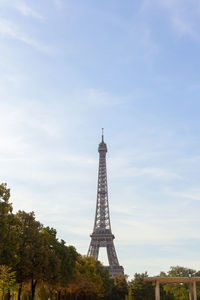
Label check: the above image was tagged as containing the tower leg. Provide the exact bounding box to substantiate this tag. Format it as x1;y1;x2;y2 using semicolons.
106;243;119;266
88;243;99;259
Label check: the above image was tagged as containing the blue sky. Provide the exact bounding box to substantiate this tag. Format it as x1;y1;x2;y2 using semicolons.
1;0;200;277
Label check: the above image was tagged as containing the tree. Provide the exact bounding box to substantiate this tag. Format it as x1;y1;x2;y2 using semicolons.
15;211;47;300
56;242;78;299
0;265;17;300
93;261;113;300
111;274;128;300
41;227;78;300
129;272;154;300
41;227;61;299
162;266;198;300
0;183;19;268
68;256;108;300
0;183;11;214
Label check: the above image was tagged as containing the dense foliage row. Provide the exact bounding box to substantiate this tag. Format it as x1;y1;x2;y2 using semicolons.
0;183;128;300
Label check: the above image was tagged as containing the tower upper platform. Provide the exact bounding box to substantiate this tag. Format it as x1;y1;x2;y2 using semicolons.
98;129;107;152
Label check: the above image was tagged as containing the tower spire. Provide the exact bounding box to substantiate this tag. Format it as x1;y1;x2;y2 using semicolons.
87;132;124;277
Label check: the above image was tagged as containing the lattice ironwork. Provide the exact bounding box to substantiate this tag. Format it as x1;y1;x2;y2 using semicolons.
87;130;124;277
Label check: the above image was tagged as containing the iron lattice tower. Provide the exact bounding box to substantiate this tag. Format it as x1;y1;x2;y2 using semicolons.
88;130;124;277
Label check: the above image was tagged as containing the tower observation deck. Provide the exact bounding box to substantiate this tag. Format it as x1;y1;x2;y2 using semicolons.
87;130;124;277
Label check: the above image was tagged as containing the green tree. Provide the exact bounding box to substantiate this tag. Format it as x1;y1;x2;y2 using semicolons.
162;266;198;300
41;227;78;300
129;272;154;300
0;183;19;268
41;227;60;299
111;274;128;300
93;262;113;300
0;265;17;300
68;256;108;300
56;242;78;299
15;211;47;300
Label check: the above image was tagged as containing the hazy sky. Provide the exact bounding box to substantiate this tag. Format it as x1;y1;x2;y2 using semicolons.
1;0;200;278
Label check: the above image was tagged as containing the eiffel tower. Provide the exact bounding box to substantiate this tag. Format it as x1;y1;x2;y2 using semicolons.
87;130;124;277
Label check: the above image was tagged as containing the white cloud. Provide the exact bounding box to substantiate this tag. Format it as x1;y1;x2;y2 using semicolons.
112;205;137;216
117;218;200;243
167;188;200;201
111;164;181;181
160;0;200;41
136;167;181;179
70;88;126;108
15;3;44;20
0;0;44;20
141;0;200;42
52;0;64;10
171;15;199;41
0;18;55;54
0;73;24;90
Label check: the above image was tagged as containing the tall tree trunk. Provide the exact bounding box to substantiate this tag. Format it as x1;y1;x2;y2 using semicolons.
31;279;37;300
18;283;22;300
64;291;67;300
58;290;61;300
7;290;11;300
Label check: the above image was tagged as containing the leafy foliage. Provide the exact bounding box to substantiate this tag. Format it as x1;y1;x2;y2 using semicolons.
111;274;128;300
0;265;17;297
129;272;154;300
68;256;106;297
0;183;19;267
162;266;200;300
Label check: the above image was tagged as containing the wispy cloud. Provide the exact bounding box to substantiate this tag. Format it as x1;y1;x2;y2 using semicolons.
141;0;200;42
172;16;200;41
0;19;55;54
111;163;181;181
70;88;126;108
158;0;200;41
52;0;64;10
118;219;200;243
15;3;44;21
167;188;200;201
0;0;44;20
0;73;24;90
134;167;181;180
